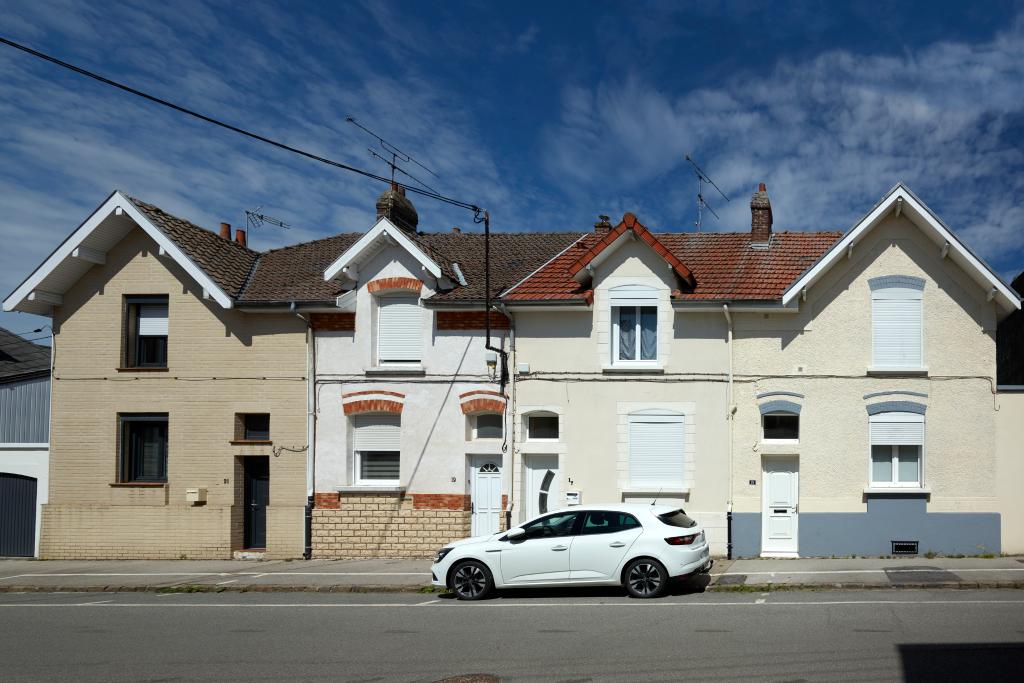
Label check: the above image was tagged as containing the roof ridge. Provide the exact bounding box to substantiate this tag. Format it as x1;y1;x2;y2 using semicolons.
127;195;260;255
259;231;363;256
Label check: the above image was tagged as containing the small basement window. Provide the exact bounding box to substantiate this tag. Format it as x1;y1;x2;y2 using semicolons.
762;413;799;441
527;413;559;440
235;413;270;442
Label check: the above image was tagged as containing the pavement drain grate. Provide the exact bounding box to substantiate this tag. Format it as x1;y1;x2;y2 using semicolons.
715;575;747;585
434;676;499;683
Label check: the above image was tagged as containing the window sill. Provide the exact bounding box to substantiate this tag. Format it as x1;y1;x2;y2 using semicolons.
109;482;167;488
337;485;406;494
866;366;928;377
364;365;425;377
116;367;169;373
230;440;273;445
620;486;689;495
863;486;930;496
601;364;664;374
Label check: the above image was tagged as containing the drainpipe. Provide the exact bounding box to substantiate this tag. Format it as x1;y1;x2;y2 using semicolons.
291;302;315;560
722;304;734;560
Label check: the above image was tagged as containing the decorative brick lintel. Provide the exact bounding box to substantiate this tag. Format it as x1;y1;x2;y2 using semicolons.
461;398;506;415
343;399;403;415
367;277;422;294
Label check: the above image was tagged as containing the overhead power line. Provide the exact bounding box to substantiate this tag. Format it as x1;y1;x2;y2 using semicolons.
0;36;482;213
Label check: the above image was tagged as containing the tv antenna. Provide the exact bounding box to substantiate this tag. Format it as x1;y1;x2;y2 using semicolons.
245;207;290;231
346;116;440;194
685;154;729;231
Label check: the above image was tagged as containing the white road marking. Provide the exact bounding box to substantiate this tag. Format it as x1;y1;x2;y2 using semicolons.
415;599;442;606
216;579;238;585
232;572;430;576
722;568;1024;576
755;598;766;604
0;571;430;581
1;599;1024;609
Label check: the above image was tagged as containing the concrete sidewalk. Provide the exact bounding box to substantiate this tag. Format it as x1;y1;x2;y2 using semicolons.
2;556;1023;593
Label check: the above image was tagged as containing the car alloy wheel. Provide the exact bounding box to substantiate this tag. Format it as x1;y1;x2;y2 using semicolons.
625;559;668;599
451;561;493;600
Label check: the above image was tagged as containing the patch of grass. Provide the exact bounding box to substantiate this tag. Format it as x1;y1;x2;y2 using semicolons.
418;585;448;594
975;553;996;559
155;584;208;594
924;550;937;559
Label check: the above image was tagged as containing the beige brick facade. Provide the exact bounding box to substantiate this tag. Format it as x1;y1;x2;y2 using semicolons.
41;228;309;559
312;493;471;558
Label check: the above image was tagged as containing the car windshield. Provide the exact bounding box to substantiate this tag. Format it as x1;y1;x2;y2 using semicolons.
658;510;697;528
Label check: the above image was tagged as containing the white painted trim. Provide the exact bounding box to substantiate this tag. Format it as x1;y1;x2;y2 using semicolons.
781;183;1021;311
0;443;49;450
4;191;233;312
322;217;441;282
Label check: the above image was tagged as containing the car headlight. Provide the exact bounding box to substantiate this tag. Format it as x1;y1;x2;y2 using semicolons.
434;547;453;564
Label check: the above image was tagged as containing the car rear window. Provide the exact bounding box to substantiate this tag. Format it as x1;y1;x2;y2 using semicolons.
658;510;697;528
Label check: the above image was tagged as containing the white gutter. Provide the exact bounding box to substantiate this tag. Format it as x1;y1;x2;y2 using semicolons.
722;304;735;559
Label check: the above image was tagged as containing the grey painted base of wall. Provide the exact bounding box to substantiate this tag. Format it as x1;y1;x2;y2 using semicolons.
733;496;1001;558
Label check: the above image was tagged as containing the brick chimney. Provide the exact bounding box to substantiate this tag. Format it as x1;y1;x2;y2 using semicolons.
219;222;231;240
452;226;461;233
376;182;419;233
594;215;612;235
234;228;247;247
750;183;772;243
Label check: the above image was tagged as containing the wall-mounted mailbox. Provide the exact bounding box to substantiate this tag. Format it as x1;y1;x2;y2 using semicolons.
565;491;581;506
185;487;207;505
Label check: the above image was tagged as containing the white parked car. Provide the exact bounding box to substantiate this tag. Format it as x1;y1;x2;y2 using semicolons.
431;503;713;600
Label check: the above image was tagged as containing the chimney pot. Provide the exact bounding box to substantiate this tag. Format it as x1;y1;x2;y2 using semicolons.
234;228;247;247
594;215;612;234
750;183;773;243
452;226;461;233
219;222;231;240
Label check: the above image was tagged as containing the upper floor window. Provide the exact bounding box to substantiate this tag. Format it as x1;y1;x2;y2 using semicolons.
377;295;422;365
472;413;503;439
870;276;924;370
120;413;168;483
124;295;168;368
352;413;401;486
526;412;559;440
869;409;924;488
610;285;658;365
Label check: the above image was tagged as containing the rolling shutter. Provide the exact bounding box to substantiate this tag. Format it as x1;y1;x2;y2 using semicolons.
628;415;684;488
138;305;168;336
869;412;924;445
377;296;422;362
352;414;401;451
872;285;922;368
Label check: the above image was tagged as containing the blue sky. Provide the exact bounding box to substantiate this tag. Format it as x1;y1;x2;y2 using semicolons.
2;0;1023;334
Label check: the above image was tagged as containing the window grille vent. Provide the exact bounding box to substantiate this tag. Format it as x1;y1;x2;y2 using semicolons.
891;540;919;556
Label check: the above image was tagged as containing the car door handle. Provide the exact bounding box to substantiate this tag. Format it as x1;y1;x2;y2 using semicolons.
551;545;568;551
609;541;626;548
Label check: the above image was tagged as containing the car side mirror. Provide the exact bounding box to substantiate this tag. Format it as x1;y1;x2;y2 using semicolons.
506;527;526;540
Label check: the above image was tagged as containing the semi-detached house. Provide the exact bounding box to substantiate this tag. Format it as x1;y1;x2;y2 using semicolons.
5;181;1021;559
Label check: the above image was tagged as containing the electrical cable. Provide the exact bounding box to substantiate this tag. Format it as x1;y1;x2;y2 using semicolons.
0;35;482;214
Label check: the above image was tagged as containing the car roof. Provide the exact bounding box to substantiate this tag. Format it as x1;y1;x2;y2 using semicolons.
544;503;681;516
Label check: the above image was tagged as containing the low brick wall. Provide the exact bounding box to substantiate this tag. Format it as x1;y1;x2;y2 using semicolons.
312;492;471;558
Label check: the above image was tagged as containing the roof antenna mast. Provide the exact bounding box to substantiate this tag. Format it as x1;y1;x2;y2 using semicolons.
245;207;290;232
685;154;729;232
346;116;440;194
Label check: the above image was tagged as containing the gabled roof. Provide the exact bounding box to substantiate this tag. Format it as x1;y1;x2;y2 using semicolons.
568;213;695;287
322;217;445;283
504;227;842;303
3;191;242;314
0;327;50;381
782;183;1021;312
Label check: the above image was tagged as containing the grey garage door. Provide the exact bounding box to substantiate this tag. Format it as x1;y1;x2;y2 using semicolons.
0;473;37;556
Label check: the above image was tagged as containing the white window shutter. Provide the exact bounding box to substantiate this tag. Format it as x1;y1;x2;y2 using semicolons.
628;416;685;488
377;296;422;362
872;298;921;367
352;414;401;451
870;413;924;445
138;305;168;336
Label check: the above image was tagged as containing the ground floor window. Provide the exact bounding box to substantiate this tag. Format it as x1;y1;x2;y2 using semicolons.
868;410;924;488
352;414;401;485
120;414;168;483
628;413;684;489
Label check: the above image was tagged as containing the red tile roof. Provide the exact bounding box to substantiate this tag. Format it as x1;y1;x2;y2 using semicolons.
568;213;695;287
505;219;843;302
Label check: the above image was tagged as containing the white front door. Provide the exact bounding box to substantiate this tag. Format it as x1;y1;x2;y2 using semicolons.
470;459;502;537
524;455;560;520
761;458;799;557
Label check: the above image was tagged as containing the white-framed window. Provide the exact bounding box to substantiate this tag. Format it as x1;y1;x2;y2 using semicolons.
472;413;503;440
610;285;658;365
525;412;559;441
762;412;799;442
627;412;684;489
376;294;422;365
352;414;400;485
870;276;924;369
869;411;923;488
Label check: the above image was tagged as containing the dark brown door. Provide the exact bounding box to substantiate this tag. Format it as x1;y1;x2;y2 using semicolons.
243;458;269;549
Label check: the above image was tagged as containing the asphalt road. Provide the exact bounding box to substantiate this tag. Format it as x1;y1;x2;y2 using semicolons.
1;589;1023;682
